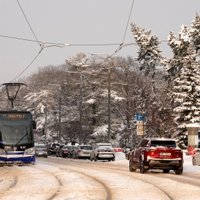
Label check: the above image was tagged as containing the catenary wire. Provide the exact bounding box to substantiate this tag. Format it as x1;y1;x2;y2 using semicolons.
0;34;168;47
16;0;41;47
106;0;135;59
10;48;44;83
121;0;135;45
4;0;168;82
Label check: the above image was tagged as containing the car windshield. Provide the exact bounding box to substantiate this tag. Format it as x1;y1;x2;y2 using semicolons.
151;140;176;148
35;144;47;148
99;146;113;150
63;146;72;150
80;146;92;150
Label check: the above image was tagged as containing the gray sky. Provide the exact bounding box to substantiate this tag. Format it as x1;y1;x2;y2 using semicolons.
0;0;199;84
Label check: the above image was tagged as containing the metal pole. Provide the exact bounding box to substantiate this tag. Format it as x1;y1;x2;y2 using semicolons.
79;71;83;144
107;65;111;142
44;105;47;143
58;95;61;143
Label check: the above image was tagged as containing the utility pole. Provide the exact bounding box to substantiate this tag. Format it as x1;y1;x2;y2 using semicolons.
44;104;47;143
79;70;83;144
107;64;111;142
58;93;61;143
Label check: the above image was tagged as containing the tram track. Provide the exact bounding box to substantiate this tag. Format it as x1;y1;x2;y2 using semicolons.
34;163;112;200
44;157;200;199
1;156;200;199
41;157;173;200
0;169;18;199
0;166;59;200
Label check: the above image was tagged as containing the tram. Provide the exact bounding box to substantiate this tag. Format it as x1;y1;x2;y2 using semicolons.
0;83;36;165
0;110;36;165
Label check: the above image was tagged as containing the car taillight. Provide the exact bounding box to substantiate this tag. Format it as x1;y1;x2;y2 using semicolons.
147;150;155;157
175;150;183;157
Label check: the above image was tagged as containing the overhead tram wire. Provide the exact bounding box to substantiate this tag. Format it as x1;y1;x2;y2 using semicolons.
10;48;44;83
121;0;135;45
7;0;166;81
16;0;41;48
104;0;135;142
0;34;168;48
106;0;135;59
8;0;44;83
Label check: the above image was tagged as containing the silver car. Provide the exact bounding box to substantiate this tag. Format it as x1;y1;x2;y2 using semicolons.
90;143;115;161
35;143;48;158
73;145;92;159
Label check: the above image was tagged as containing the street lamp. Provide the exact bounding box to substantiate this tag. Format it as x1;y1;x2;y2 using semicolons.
3;82;26;109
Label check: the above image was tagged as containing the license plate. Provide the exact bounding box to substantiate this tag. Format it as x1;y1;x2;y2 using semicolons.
160;152;171;156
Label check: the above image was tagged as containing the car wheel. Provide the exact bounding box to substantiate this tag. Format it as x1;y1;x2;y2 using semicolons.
192;157;196;166
174;167;183;175
139;159;146;174
163;169;170;173
129;160;136;172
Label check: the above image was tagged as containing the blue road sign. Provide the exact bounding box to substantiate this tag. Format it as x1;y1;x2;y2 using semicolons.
135;113;144;121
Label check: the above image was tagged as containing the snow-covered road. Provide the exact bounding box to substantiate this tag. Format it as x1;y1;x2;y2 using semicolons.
1;152;200;200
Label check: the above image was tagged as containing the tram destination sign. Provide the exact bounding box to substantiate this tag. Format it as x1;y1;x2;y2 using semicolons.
0;113;30;120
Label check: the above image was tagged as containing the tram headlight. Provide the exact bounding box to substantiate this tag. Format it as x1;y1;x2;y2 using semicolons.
0;148;6;155
24;147;35;155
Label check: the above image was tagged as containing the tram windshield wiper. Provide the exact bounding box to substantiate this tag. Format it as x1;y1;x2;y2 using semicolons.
15;128;28;146
0;129;3;144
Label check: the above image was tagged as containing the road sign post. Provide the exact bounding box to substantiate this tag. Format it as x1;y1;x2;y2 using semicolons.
135;113;145;136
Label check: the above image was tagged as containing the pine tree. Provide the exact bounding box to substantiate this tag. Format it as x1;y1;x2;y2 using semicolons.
167;15;200;146
130;23;162;76
130;15;200;145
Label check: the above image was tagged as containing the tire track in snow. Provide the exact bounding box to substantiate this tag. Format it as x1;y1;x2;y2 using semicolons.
0;166;59;200
35;163;111;200
41;158;171;200
75;159;200;200
0;168;18;198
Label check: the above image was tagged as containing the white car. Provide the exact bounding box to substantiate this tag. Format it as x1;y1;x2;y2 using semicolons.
90;143;115;161
192;148;200;166
73;145;92;159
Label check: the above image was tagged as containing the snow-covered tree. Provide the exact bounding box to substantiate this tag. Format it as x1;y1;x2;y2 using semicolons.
130;23;162;76
166;15;200;146
131;14;200;147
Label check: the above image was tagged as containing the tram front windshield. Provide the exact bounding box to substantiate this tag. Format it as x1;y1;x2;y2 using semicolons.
0;113;32;146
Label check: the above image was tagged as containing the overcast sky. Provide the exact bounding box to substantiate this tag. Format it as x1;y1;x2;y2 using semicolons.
0;0;199;84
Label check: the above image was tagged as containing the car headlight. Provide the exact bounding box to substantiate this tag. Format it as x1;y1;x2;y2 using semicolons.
24;147;35;155
0;148;6;155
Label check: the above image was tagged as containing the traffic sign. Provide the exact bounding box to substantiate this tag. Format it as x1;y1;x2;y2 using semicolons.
135;113;144;121
136;121;144;135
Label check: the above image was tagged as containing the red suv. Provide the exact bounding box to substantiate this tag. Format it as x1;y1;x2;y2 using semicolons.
129;138;183;174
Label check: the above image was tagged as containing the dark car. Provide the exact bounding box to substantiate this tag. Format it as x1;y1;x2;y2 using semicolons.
60;145;74;158
73;145;92;159
129;138;183;174
35;143;48;158
48;143;62;156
